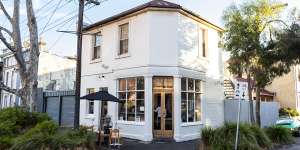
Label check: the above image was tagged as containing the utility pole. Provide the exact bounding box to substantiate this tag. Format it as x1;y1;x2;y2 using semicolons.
74;0;100;128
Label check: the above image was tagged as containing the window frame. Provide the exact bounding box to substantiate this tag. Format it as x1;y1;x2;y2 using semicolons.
118;23;129;56
86;88;95;115
181;78;203;124
117;77;145;122
92;32;102;60
198;27;208;58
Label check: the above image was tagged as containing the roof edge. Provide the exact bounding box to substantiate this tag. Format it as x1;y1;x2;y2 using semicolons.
83;3;223;32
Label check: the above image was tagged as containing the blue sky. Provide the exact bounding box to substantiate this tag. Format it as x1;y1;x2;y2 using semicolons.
0;0;299;56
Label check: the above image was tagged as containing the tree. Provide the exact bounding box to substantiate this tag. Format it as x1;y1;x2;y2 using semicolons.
0;0;39;111
222;0;294;125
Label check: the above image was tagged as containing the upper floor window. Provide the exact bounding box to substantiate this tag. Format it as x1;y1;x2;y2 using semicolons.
86;88;95;114
199;28;208;58
119;23;129;55
92;33;101;60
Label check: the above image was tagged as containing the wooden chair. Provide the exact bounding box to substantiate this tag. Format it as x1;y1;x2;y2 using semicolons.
109;129;122;148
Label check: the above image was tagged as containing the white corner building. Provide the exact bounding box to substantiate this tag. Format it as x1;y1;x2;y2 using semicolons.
80;0;224;142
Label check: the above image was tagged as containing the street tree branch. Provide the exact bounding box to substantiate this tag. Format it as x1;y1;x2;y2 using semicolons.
0;1;12;23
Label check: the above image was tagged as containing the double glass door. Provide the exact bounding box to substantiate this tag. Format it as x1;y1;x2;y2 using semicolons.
153;92;173;138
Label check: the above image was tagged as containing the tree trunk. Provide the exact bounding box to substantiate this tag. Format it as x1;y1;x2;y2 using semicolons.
256;86;261;126
26;0;39;112
247;73;255;124
0;0;39;111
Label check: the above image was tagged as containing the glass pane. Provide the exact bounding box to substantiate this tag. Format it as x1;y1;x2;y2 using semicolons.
165;78;173;88
120;23;128;39
87;88;95;94
136;100;144;122
153;78;163;89
119;79;126;91
127;99;136;121
118;101;126;120
88;101;94;114
95;34;101;46
195;94;201;121
118;92;126;100
120;40;128;54
127;92;136;101
165;93;172;130
181;92;187;122
188;78;194;91
153;93;161;130
181;78;187;91
137;77;144;90
188;93;194;122
127;78;136;90
136;91;144;99
195;80;201;92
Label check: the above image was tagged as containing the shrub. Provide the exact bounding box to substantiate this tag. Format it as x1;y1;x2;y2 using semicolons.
279;108;299;117
0;107;51;149
11;121;97;150
250;125;272;149
265;125;295;145
201;123;266;150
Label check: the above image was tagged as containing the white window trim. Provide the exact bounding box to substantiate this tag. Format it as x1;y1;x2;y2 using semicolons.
117;77;145;123
86;88;95;115
197;25;209;60
181;121;203;127
181;78;203;124
90;32;102;63
115;22;131;59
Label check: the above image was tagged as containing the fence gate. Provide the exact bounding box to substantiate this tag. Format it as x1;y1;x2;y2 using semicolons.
42;90;75;127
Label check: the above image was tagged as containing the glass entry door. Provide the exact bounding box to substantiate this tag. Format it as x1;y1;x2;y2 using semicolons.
153;92;173;138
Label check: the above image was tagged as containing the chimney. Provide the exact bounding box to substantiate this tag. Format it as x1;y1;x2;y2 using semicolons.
39;37;48;52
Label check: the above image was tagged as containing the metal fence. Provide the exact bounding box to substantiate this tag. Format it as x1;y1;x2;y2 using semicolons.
224;99;279;127
39;90;75;127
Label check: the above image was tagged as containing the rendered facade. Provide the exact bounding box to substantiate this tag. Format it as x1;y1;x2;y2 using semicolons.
80;0;224;142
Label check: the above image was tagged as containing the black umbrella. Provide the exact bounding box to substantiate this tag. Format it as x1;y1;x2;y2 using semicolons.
80;90;120;102
80;90;121;148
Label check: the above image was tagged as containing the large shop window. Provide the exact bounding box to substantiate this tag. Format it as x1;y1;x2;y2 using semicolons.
118;77;144;122
86;88;95;114
181;78;202;123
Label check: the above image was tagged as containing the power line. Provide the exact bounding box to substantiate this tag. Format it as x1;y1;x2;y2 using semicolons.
20;0;72;31
20;0;55;25
84;13;93;24
48;18;76;51
40;4;97;35
40;0;64;35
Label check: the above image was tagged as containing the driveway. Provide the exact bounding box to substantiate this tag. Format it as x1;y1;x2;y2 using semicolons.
119;138;200;150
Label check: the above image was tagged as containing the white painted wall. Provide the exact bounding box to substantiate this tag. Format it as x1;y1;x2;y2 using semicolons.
80;10;224;142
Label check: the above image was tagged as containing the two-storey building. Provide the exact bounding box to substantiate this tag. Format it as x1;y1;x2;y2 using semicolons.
80;0;224;142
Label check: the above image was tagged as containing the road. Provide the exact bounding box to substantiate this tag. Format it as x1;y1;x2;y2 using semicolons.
276;137;300;150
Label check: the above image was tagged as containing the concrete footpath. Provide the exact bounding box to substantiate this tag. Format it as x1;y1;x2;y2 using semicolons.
119;138;200;150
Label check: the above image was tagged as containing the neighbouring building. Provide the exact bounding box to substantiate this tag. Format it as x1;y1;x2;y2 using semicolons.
80;0;224;142
223;55;275;101
0;38;76;109
266;65;300;111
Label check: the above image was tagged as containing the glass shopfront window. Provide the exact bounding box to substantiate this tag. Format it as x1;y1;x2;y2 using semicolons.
118;77;145;122
181;78;202;123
